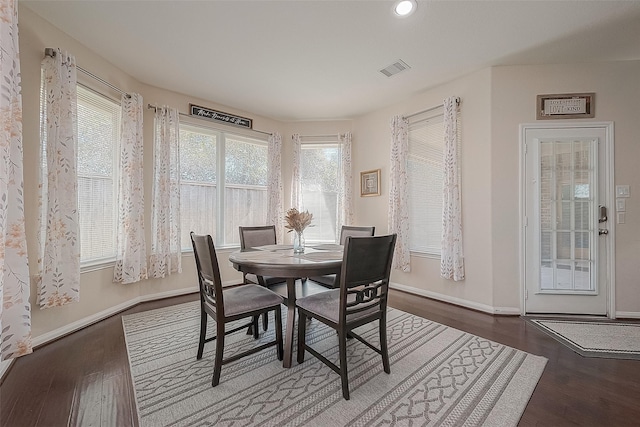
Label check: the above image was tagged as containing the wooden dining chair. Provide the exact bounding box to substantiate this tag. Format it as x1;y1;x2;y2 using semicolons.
296;234;396;400
239;225;287;331
191;232;284;387
309;225;375;288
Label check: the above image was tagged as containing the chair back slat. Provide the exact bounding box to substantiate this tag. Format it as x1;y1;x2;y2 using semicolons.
339;234;396;322
191;232;224;315
239;225;277;249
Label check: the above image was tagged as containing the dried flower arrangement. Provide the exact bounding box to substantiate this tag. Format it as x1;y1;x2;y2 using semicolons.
284;208;313;233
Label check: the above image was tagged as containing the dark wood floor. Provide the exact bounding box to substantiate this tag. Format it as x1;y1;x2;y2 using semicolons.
2;289;639;426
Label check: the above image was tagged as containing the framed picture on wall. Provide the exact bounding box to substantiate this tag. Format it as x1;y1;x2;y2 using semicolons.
360;169;381;197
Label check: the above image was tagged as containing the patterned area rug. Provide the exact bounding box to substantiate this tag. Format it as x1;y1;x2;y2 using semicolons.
529;319;640;360
122;302;546;427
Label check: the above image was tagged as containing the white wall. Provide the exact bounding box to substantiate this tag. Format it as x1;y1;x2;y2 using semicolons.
17;4;640;346
19;6;285;340
352;68;501;312
491;62;640;315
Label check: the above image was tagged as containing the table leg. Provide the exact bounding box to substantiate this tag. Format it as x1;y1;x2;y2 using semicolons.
283;277;297;368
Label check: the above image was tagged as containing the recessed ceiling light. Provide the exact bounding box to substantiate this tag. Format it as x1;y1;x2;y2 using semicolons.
393;0;417;18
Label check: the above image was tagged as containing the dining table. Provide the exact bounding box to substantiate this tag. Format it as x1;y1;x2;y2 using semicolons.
228;243;344;368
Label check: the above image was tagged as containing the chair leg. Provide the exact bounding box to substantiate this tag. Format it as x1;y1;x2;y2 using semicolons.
380;316;391;374
275;306;283;361
212;320;225;387
262;312;269;331
297;311;307;364
338;329;350;400
197;309;207;360
252;316;259;339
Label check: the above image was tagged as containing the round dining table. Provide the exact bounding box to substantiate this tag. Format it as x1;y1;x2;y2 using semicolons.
228;244;343;368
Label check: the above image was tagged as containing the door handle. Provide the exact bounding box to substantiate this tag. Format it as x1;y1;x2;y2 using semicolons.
599;205;607;223
599;229;609;235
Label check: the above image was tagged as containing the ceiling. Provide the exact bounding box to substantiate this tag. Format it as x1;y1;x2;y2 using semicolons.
22;1;640;122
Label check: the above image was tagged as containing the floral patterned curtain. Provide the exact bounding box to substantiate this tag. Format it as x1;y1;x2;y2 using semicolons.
441;97;465;280
0;0;32;360
291;133;302;210
388;115;411;272
150;106;181;278
114;93;148;284
338;132;353;228
38;48;80;308
267;132;284;243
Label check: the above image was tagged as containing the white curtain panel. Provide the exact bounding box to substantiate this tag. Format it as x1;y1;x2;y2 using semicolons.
267;132;284;243
291;133;302;210
37;48;81;308
114;93;148;284
388;115;411;272
441;97;465;281
0;0;32;360
150;106;182;278
338;132;354;228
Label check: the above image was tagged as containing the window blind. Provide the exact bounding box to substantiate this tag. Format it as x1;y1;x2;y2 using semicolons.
408;114;444;254
76;85;121;262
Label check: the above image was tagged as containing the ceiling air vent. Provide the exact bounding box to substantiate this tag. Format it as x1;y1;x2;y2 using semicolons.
379;60;410;77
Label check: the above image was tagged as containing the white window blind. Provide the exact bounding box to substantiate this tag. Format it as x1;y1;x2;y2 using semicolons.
76;85;121;262
300;141;341;243
408;113;444;255
179;123;268;249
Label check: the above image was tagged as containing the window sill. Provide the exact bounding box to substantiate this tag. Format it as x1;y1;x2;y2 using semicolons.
81;258;116;273
409;251;441;260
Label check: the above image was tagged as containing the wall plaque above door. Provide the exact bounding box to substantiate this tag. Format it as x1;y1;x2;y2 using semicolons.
536;93;595;120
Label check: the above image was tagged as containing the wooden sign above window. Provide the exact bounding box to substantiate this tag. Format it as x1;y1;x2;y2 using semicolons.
190;104;253;129
536;93;595;120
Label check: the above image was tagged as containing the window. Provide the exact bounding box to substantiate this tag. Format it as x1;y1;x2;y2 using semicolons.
179;123;268;249
300;142;342;243
407;113;445;255
76;86;121;263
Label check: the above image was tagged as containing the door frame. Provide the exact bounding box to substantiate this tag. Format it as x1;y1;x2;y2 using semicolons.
519;122;616;318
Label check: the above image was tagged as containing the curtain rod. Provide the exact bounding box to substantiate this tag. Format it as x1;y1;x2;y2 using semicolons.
404;97;460;120
147;104;272;136
44;48;130;98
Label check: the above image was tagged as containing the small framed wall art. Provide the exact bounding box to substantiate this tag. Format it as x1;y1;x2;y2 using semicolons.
536;92;595;120
360;169;381;197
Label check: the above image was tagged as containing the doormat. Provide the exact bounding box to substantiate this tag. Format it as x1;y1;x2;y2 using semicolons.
529;319;640;360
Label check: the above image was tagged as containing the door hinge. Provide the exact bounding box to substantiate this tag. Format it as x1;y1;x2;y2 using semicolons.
525;289;528;300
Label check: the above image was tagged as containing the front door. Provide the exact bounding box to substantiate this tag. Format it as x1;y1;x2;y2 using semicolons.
522;123;613;316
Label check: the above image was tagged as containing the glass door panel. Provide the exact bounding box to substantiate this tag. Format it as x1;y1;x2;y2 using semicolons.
538;139;596;293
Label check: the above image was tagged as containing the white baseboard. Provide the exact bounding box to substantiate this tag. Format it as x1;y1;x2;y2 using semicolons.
32;285;199;348
615;311;640;319
389;282;521;316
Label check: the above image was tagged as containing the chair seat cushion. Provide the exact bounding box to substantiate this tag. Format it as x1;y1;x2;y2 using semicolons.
296;289;378;324
220;284;283;317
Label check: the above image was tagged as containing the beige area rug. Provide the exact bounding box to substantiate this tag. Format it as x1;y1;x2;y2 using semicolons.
530;319;640;360
122;302;547;427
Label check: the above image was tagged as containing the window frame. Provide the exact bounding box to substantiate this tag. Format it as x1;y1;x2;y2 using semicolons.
75;84;121;270
178;120;270;251
406;110;447;258
298;138;343;244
